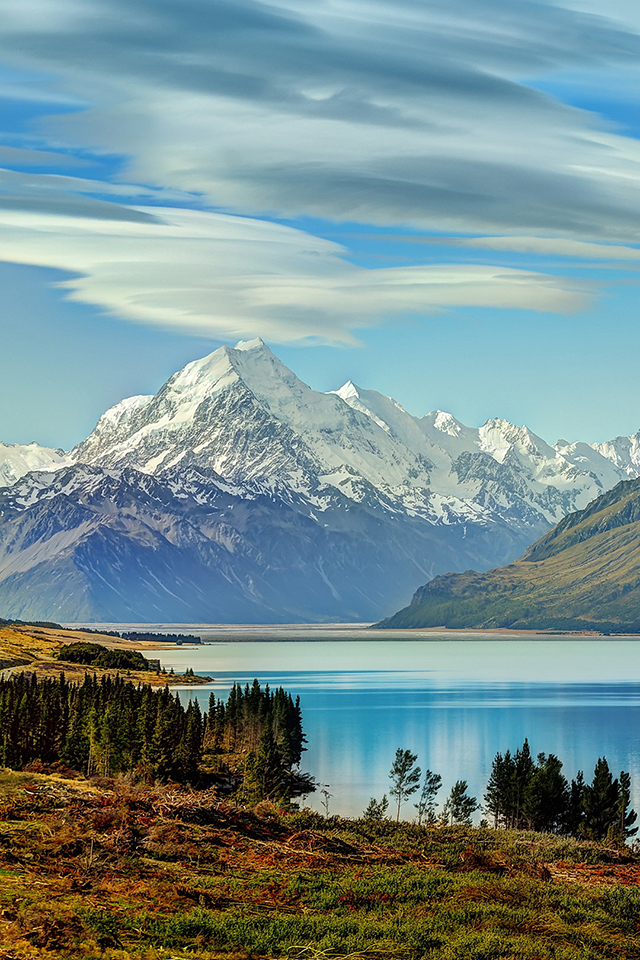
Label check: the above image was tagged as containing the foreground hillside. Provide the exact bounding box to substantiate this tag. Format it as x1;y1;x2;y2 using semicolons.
380;477;640;631
0;770;639;959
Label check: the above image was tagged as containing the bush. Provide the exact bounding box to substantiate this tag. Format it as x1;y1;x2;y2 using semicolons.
57;642;149;671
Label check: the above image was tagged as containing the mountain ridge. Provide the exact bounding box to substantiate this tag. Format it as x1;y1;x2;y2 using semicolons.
378;477;640;632
1;338;640;622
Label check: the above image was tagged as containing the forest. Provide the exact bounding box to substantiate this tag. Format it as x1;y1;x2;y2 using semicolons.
0;671;636;842
0;673;311;802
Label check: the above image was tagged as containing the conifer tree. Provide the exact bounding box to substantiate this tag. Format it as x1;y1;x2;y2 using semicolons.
582;758;619;840
364;795;389;821
389;748;421;822
615;770;638;840
566;771;585;837
414;770;442;826
484;749;515;828
444;780;479;825
512;739;534;829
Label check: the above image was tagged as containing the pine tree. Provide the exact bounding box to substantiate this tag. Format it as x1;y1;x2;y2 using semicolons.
444;780;479;825
414;770;442;826
252;724;287;803
582;758;619;840
512;739;534;829
615;771;638;840
566;771;585;837
484;749;515;828
389;748;421;822
364;795;389;821
522;753;569;833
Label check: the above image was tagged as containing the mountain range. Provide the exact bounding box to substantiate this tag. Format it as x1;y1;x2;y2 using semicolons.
1;338;639;622
379;477;640;632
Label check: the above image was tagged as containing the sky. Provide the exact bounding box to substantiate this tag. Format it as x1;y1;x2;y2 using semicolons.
2;0;640;449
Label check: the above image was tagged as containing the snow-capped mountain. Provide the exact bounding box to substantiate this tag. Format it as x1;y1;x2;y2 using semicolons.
70;338;636;526
0;337;639;622
0;463;527;622
0;442;71;488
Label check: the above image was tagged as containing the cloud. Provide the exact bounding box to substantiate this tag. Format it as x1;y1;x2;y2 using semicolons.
0;206;591;342
376;234;640;260
0;0;637;341
0;0;639;241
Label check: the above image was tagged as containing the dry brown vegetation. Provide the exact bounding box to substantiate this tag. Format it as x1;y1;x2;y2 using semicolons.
0;625;208;685
0;769;639;959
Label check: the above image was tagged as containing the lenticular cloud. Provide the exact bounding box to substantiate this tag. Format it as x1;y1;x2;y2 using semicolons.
0;206;589;342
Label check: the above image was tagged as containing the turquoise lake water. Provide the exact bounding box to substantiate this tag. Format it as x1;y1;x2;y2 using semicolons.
140;632;640;819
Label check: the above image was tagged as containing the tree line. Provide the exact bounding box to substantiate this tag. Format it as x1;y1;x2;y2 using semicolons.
0;673;311;802
203;680;313;803
366;742;637;842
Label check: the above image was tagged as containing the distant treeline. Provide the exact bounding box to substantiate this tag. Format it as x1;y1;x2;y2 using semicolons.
81;628;202;644
0;673;311;802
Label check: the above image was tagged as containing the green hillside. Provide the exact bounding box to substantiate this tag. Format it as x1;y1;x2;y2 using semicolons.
379;477;640;632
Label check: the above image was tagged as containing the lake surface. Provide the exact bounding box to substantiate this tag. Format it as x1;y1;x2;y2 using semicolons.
142;632;640;819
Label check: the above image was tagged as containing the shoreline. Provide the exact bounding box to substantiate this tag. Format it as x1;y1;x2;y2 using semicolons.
62;621;640;640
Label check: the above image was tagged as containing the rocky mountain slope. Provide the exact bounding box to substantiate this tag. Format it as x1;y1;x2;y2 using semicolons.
1;338;639;622
379;477;640;631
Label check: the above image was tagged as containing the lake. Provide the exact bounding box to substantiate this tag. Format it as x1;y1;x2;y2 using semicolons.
133;629;640;819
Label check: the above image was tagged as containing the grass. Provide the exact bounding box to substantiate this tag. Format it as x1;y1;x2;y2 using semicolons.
0;771;638;958
0;624;209;685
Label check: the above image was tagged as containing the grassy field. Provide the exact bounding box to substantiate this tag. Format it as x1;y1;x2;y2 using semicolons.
0;770;639;959
0;624;209;685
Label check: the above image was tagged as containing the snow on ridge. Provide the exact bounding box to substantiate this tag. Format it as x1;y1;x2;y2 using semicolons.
5;340;640;532
0;441;71;488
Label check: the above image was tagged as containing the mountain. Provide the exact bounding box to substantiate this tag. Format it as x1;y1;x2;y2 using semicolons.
378;477;640;632
0;462;533;623
70;339;634;527
0;442;71;488
1;337;640;623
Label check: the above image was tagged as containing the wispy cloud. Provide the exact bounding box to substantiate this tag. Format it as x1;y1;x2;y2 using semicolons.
371;234;640;260
0;0;637;339
0;0;638;238
0;206;591;342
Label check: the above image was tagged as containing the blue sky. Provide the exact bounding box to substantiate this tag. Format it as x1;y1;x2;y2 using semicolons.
1;0;640;449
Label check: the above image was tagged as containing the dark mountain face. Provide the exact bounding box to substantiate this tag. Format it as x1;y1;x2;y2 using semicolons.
0;464;544;623
378;477;640;632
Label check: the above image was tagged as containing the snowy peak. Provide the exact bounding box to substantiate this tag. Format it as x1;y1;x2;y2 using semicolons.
333;381;360;401
592;431;640;477
477;419;557;465
0;441;71;488
428;411;465;438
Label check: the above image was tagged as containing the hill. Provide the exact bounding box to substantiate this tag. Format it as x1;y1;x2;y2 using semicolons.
0;769;639;960
379;477;640;631
0;622;207;684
